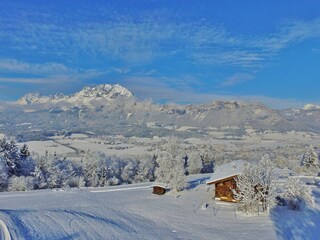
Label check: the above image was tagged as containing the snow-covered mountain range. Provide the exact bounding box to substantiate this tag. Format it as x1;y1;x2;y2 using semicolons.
1;84;320;140
17;84;133;105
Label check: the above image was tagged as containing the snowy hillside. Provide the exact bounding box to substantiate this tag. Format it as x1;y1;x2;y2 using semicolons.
0;175;319;240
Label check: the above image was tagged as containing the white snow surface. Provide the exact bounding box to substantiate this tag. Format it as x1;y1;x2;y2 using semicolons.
0;174;319;240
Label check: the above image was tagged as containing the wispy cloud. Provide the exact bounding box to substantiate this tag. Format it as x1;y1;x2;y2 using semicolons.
1;9;320;70
221;73;255;87
254;19;320;52
0;59;106;85
1;6;320;102
0;59;71;75
123;76;306;108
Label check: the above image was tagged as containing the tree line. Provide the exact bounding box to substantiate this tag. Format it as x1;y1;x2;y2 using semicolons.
0;136;210;192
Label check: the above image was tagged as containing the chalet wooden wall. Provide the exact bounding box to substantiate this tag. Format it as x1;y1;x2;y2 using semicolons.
214;176;237;202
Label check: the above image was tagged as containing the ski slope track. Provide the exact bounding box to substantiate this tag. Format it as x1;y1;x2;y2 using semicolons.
0;219;11;240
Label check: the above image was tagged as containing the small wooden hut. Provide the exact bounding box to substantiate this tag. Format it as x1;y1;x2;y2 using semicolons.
152;183;168;195
206;160;244;202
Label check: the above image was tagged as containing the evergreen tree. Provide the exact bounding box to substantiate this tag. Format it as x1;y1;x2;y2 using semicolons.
32;154;49;189
33;165;47;189
0;138;21;176
0;157;9;190
19;144;35;176
20;144;30;161
301;146;319;168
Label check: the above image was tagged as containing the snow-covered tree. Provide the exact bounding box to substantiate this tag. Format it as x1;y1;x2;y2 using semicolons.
32;154;49;189
0;157;9;190
32;164;48;189
19;144;35;176
82;151;103;187
233;155;277;213
155;137;188;192
20;144;30;161
0;138;21;176
301;146;319;168
134;155;156;182
233;163;260;213
200;143;215;173
46;155;78;188
257;154;277;212
121;159;138;184
187;151;203;174
281;177;314;210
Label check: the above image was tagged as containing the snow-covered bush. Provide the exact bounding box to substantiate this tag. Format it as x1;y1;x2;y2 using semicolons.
8;176;35;191
107;176;121;186
281;177;314;210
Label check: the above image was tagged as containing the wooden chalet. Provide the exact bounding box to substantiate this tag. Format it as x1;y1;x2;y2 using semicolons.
206;160;244;202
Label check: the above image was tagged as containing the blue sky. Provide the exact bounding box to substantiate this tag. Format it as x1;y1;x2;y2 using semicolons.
0;0;320;108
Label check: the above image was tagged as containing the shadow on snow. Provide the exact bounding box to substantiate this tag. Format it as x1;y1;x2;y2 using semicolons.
187;176;210;190
271;205;320;240
0;208;136;239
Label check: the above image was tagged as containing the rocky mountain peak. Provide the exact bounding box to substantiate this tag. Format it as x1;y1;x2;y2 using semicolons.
17;84;133;105
76;84;133;99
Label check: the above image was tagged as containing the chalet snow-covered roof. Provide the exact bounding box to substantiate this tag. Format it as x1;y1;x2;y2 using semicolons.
206;160;244;185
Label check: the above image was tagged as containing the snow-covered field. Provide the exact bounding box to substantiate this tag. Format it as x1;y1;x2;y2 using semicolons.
1;175;319;240
16;130;320;163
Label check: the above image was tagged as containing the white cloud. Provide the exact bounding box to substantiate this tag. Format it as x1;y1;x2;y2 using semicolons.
0;59;106;86
0;59;71;74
